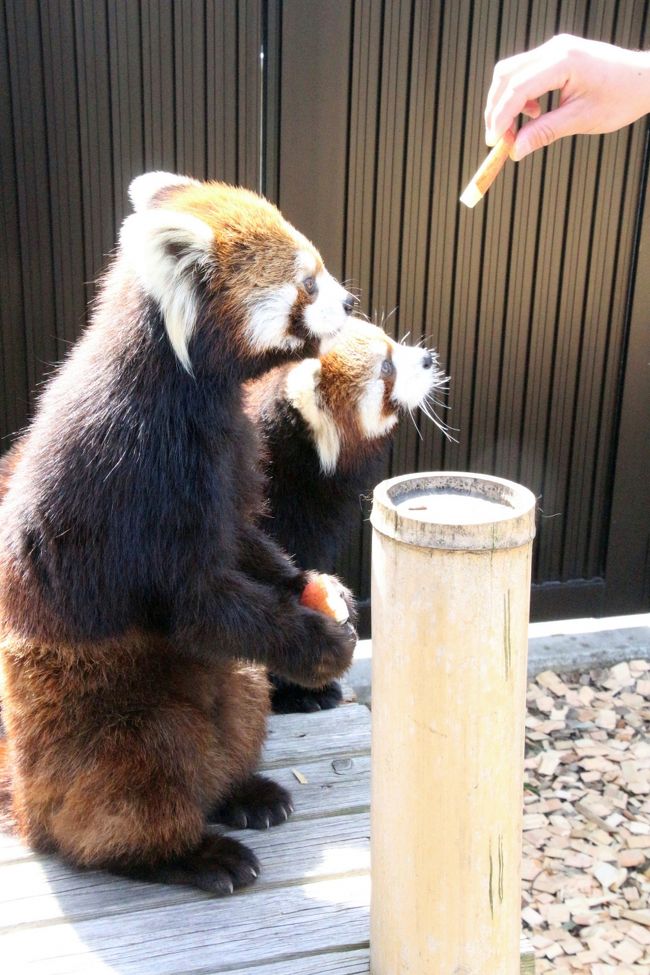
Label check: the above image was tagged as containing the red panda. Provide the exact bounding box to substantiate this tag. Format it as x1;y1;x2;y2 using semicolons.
245;319;447;713
0;172;358;895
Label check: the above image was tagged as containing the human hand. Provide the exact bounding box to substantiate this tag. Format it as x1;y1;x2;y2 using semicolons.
484;34;650;161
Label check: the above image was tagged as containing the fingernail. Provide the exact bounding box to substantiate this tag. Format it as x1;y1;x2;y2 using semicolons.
511;142;531;162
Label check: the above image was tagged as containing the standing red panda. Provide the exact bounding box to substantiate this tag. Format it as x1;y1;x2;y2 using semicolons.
245;319;447;712
0;172;358;894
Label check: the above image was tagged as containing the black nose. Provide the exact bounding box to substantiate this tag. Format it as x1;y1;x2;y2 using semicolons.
422;351;433;369
343;293;358;315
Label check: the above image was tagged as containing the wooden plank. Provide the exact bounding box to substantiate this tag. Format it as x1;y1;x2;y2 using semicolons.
270;753;370;820
4;875;371;975
3;891;534;975
0;706;372;867
208;942;536;975
0;700;534;975
203;949;372;975
0;750;371;868
205;941;534;975
0;812;370;929
262;704;371;768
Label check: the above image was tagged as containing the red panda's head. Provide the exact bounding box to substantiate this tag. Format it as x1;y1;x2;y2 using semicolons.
285;320;448;472
120;172;356;375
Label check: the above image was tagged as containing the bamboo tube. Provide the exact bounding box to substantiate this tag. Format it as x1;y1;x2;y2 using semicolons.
460;130;515;207
370;472;536;975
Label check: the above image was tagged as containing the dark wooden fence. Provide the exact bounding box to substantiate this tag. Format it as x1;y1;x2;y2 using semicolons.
2;0;649;626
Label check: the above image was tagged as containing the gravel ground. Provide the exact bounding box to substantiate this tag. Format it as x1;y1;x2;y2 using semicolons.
523;659;650;972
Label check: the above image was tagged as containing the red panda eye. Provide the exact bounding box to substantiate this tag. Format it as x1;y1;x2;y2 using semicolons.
381;359;395;377
303;275;317;297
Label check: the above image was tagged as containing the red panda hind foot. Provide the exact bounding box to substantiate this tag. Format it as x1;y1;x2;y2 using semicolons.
208;774;294;830
115;834;260;896
270;675;343;714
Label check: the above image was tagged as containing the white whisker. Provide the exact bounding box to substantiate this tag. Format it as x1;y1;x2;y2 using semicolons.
408;406;424;440
418;393;458;443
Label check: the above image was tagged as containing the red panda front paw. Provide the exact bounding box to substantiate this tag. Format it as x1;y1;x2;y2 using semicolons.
292;609;357;687
300;572;357;625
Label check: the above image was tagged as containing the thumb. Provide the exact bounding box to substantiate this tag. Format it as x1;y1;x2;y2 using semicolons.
512;101;582;160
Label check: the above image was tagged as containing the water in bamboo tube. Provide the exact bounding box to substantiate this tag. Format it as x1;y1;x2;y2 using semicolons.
370;472;536;975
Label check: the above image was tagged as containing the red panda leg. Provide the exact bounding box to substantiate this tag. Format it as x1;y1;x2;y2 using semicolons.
2;637;271;893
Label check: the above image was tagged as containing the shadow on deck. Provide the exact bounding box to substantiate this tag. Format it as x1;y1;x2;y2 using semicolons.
2;704;533;974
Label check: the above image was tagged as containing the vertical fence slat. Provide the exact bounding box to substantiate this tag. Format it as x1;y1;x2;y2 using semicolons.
0;0;29;442
277;0;352;275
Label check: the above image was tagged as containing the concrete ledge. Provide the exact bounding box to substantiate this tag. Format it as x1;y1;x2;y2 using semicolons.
348;614;650;705
527;613;650;675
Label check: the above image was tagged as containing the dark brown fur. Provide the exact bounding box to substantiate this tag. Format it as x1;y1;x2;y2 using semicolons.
0;175;356;890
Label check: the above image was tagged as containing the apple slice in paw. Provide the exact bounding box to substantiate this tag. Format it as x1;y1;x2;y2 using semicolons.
299;574;350;624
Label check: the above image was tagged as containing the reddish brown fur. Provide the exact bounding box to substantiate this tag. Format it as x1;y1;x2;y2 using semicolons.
162;182;324;361
1;628;268;865
317;322;398;470
0;176;356;886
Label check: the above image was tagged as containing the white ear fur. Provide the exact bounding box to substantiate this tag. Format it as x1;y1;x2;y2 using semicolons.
128;172;200;212
120;209;214;373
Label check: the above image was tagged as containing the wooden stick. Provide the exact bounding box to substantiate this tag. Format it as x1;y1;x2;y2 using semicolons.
370;472;536;975
460;130;515;208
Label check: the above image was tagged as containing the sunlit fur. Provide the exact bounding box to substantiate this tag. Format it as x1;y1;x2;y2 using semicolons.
120;207;215;373
0;173;357;891
121;173;351;375
245;320;447;714
285;359;341;473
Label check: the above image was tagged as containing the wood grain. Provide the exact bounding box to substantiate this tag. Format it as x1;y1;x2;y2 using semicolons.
1;703;534;974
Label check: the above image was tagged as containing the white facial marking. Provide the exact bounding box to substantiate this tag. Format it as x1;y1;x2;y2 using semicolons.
286;359;341;474
295;250;318;279
392;343;443;409
358;379;399;438
128;172;200;212
303;269;350;339
247;284;302;353
120;209;214;373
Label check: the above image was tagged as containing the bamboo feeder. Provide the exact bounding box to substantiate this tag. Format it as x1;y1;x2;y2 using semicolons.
370;472;536;975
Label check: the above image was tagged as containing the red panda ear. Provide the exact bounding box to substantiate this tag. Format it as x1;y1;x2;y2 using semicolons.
120;209;214;374
128;172;200;212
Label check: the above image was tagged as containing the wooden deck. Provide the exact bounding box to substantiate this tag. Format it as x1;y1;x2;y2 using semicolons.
1;704;534;974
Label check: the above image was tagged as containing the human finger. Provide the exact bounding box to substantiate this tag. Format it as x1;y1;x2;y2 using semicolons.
487;57;571;145
521;98;542;118
510;99;583;160
484;48;545;139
